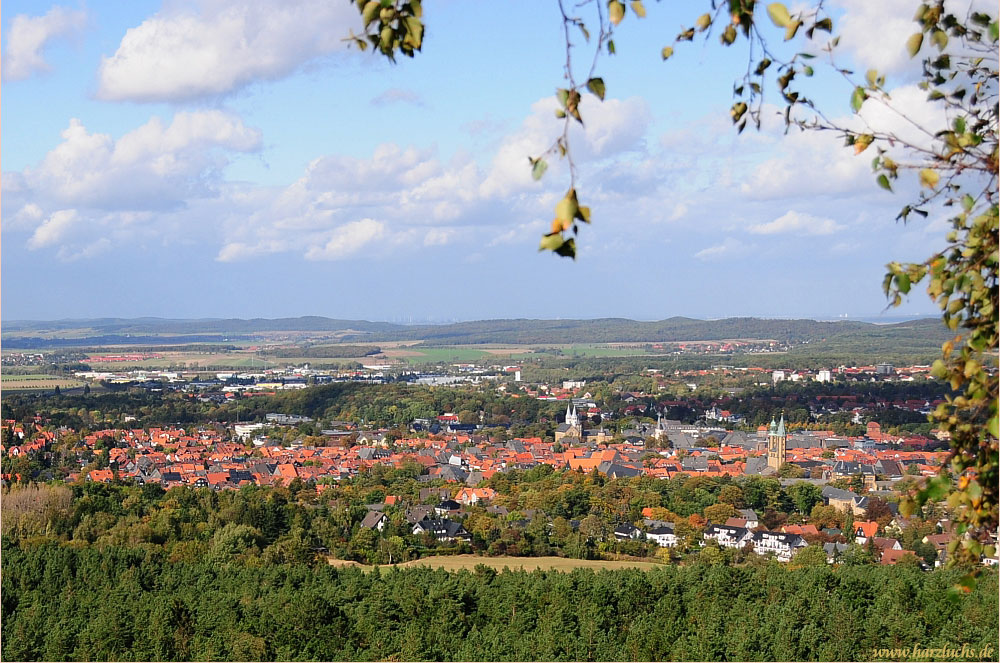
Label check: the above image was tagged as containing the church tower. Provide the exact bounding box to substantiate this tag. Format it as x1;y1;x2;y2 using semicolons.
566;402;580;428
767;413;787;471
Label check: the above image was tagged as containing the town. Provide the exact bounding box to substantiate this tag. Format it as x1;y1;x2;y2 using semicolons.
3;357;989;571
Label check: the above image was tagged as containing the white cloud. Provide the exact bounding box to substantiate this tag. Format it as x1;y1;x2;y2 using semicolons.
28;209;78;249
694;238;743;261
97;0;361;102
479;95;650;199
832;0;996;76
304;219;385;260
740;84;950;201
5;110;261;260
749;210;844;235
57;238;113;262
832;0;925;76
215;239;288;262
3;6;87;80
216;95;652;263
422;228;454;247
740;128;868;199
24;111;260;210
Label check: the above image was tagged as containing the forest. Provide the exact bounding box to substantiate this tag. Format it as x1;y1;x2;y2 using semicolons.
2;542;996;661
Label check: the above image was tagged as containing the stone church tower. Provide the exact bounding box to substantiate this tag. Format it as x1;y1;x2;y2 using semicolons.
767;413;787;472
555;402;583;442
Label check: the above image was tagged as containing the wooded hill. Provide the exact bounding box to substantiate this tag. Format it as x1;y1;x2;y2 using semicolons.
3;316;952;348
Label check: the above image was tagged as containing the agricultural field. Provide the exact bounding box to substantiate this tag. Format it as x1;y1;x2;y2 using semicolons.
386;344;653;364
0;374;87;391
83;352;277;370
396;347;493;363
329;555;664;573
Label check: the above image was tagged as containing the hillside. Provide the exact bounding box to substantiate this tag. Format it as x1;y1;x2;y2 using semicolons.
2;315;953;349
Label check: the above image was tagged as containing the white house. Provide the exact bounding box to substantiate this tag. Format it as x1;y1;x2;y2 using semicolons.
704;524;753;549
646;525;678;547
750;531;807;562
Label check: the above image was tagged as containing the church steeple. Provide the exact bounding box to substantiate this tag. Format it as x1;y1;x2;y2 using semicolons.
565;402;579;428
767;412;787;472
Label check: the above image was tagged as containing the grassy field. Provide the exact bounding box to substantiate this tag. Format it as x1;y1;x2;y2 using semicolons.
328;555;664;572
0;374;87;391
560;345;651;357
398;347;493;363
84;352;277;370
396;344;652;364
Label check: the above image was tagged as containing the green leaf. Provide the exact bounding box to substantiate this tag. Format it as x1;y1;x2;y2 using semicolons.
630;1;646;19
990;22;999;41
906;32;923;58
554;237;577;259
661;46;674;60
876;174;892;191
539;233;564;252
850;87;866;112
895;273;911;294
730;102;748;123
962;194;974;211
766;3;792;28
402;16;423;49
854;133;874;153
953;117;966;134
530;158;548;181
361;0;380;28
586;77;606;101
919;168;940;189
556;88;569;107
607;39;616;55
608;1;625;25
920;475;950;502
931;29;948;51
555;189;579;222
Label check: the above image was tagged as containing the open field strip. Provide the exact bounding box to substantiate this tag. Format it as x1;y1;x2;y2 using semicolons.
328;555;664;572
0;374;86;390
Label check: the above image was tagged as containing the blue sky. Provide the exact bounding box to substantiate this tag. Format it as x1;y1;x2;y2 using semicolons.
3;0;990;322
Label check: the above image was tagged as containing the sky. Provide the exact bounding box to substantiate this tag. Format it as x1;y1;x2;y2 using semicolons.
2;0;992;322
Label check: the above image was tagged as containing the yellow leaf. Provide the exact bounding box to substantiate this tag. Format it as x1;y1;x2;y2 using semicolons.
766;3;791;28
919;168;940;188
608;1;625;25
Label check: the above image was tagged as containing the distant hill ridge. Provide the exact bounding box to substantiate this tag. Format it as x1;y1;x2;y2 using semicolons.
2;315;950;347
